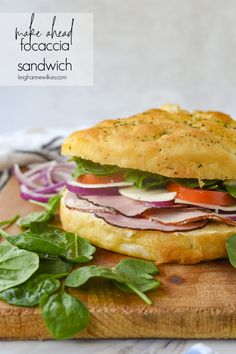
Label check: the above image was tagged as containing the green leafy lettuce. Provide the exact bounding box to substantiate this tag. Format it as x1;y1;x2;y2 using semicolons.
65;258;160;305
3;222;96;264
0;274;61;307
0;242;39;292
226;234;236;267
124;170;167;189
40;290;90;340
0;215;19;229
17;193;61;229
224;181;236;198
72;157;236;198
0;212;161;339
72;157;121;177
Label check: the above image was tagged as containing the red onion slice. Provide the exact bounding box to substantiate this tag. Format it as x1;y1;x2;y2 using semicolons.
20;185;55;203
14;162;74;202
36;182;65;194
66;182;120;196
14;164;39;189
24;161;57;177
227;216;236;220
216;212;236;220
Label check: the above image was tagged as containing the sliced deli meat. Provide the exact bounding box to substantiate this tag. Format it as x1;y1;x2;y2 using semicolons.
95;212;208;231
65;191;236;228
79;195;175;217
81;195;149;216
175;198;236;212
145;208;236;226
65;191;114;213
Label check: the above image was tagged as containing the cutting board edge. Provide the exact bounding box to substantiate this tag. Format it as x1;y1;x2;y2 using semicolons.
0;305;236;339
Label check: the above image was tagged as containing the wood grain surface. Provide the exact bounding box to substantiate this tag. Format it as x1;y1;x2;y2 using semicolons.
0;177;236;339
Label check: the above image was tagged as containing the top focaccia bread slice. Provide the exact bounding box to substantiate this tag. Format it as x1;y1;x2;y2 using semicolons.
62;104;236;179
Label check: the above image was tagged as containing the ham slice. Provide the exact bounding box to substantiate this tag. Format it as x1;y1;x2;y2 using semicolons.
175;198;236;212
65;191;114;213
95;212;208;231
79;195;181;216
146;208;236;226
65;191;236;230
80;195;156;216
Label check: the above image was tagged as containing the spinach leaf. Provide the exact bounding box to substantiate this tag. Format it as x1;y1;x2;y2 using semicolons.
17;212;46;229
65;259;160;305
65;265;123;287
0;274;60;307
5;223;95;263
4;228;66;256
73;157;167;188
37;258;73;275
226;234;236;267
62;231;96;263
124;170;167;189
224;181;236;198
71;157;230;195
17;194;61;228
71;157;234;197
29;223;95;263
0;215;19;229
0;243;39;292
40;290;90;339
173;178;221;189
72;157;120;177
124;170;222;190
225;185;236;198
114;259;160;293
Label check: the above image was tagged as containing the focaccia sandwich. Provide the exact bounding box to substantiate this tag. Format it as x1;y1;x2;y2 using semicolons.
60;104;236;264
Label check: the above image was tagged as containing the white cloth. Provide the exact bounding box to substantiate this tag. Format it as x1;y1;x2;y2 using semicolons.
0;128;72;189
0;128;72;171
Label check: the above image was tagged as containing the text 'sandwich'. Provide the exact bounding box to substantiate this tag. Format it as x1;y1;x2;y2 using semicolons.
60;104;236;264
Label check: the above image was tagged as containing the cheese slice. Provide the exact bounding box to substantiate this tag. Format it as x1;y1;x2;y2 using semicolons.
119;186;176;202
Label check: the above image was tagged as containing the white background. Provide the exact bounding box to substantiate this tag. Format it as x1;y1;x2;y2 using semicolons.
1;0;236;133
0;1;236;353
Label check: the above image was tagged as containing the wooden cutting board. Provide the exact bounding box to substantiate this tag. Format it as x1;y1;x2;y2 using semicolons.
0;177;236;339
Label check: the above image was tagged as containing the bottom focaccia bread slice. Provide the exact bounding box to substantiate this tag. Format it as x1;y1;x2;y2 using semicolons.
61;193;236;264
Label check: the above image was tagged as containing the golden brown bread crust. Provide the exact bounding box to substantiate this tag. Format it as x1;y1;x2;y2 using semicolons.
60;193;236;264
62;104;236;179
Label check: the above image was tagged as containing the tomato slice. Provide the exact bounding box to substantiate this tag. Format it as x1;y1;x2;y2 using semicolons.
167;181;236;206
77;172;124;184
